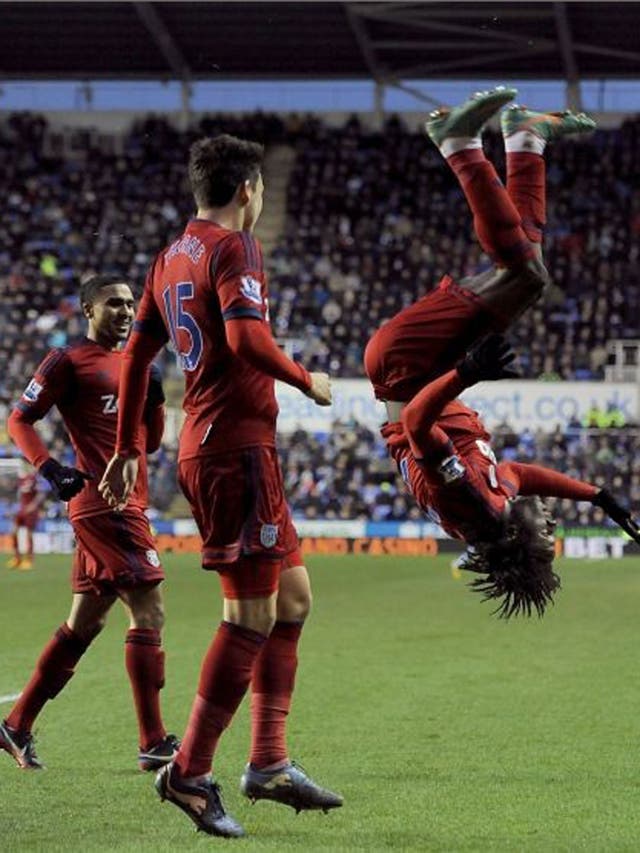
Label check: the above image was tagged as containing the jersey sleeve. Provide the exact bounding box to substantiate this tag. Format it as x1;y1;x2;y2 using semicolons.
401;369;467;462
8;348;73;468
498;461;598;501
212;231;267;323
214;232;311;392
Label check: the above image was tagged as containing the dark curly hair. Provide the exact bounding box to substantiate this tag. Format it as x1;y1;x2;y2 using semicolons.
189;134;264;208
464;496;560;619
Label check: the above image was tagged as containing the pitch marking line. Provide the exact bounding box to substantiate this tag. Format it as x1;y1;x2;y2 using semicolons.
0;693;21;704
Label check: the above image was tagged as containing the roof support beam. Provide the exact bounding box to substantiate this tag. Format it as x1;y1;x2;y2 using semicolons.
393;44;553;80
358;6;558;50
345;3;386;81
384;79;441;108
133;2;192;82
372;40;514;51
554;1;581;110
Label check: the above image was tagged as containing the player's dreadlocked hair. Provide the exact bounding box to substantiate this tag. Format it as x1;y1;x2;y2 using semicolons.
189;134;264;208
79;274;132;307
464;496;560;619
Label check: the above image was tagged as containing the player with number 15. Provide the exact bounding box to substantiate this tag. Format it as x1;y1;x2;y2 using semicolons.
100;134;341;838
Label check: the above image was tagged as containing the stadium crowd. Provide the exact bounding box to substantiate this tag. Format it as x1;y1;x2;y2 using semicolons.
1;110;638;529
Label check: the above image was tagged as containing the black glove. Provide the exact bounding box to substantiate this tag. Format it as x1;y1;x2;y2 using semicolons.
146;363;165;407
457;334;520;386
39;458;93;502
592;489;640;544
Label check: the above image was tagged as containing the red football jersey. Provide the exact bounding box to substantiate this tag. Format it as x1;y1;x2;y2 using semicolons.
134;220;281;460
436;399;492;455
383;416;517;541
12;339;152;521
17;473;40;509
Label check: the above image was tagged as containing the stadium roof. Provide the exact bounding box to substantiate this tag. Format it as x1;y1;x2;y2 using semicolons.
2;1;640;82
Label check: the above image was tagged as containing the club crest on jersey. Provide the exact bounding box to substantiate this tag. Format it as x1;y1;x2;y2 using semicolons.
145;549;160;568
23;379;43;402
240;275;262;305
260;524;278;549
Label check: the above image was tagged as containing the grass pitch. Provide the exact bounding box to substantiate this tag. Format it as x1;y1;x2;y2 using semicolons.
2;553;640;851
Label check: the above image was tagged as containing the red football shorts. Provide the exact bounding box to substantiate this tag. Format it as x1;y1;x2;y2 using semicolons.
71;509;164;596
15;510;38;529
364;276;495;401
178;446;300;597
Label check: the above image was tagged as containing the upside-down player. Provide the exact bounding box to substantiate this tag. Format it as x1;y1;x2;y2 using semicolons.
363;87;596;609
2;275;177;771
6;467;45;570
383;334;640;617
100;135;342;837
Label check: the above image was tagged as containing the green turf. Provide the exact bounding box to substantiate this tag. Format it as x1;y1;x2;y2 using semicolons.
2;553;640;851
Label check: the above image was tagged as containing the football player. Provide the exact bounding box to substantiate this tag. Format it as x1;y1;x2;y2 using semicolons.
2;275;177;771
100;136;341;837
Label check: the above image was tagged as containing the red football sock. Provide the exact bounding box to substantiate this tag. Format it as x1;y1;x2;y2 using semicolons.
249;621;303;769
174;621;266;778
447;148;536;267
125;628;166;751
6;624;89;733
506;152;546;244
26;530;33;558
12;532;19;559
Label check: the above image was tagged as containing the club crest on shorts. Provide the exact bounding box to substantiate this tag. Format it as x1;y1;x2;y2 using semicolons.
145;549;160;567
260;523;278;548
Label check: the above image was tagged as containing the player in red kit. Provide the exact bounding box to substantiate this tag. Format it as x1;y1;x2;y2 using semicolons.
100;135;341;837
1;275;177;772
364;87;597;615
364;87;596;403
6;469;45;570
382;334;640;618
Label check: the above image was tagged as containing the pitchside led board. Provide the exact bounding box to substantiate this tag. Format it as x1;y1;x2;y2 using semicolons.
275;379;639;434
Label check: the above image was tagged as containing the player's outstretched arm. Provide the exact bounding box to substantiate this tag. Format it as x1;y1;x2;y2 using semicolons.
592;488;640;544
499;461;597;501
499;463;640;544
402;369;467;442
225;319;331;405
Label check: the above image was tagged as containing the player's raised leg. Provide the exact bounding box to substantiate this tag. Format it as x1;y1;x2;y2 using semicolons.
0;593;113;769
364;87;544;402
502;105;596;250
426;86;538;269
119;583;178;771
241;556;343;812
